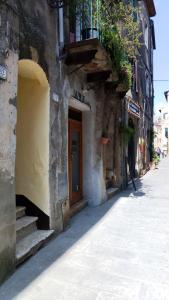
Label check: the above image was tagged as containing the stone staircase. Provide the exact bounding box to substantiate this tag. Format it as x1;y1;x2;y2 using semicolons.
16;206;54;265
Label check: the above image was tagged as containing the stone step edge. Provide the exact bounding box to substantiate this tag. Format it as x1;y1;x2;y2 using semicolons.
16;206;26;220
106;187;119;199
16;216;38;233
16;216;39;243
16;229;54;266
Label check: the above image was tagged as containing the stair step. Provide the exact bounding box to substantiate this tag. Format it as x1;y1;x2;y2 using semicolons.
107;187;119;200
16;229;54;265
16;216;38;242
16;206;26;220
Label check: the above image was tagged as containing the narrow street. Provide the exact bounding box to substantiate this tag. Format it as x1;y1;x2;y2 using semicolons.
1;158;169;300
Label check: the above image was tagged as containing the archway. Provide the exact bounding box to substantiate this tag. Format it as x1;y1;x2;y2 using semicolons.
16;60;50;223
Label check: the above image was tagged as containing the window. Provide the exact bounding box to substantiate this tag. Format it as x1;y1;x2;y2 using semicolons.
165;128;168;139
144;23;149;49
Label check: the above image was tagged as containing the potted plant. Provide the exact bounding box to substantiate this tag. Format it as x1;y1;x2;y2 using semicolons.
152;150;160;167
100;130;110;145
139;138;145;153
120;125;135;145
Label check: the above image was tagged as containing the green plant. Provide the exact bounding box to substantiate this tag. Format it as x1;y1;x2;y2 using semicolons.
152;150;160;164
70;0;142;90
120;125;135;145
139;137;145;145
102;129;108;138
99;1;142;59
97;1;141;90
149;128;155;161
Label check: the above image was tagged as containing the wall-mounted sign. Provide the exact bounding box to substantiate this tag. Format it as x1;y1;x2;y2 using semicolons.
73;90;85;103
52;92;59;103
128;98;140;119
70;90;91;111
0;65;7;80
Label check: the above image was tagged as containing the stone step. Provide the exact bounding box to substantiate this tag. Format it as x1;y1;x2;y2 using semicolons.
69;200;87;218
16;216;38;242
16;229;54;265
16;206;26;220
107;187;119;200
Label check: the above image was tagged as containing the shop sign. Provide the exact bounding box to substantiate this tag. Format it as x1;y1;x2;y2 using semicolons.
70;90;91;111
73;90;85;103
0;65;7;80
128;98;140;118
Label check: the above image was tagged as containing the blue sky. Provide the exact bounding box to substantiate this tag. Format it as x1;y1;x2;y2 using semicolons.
153;0;169;112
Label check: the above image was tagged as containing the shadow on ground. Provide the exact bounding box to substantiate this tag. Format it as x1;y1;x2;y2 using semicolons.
0;178;146;298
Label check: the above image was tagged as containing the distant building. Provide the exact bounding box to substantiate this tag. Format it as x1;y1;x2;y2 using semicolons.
154;107;168;155
126;0;156;176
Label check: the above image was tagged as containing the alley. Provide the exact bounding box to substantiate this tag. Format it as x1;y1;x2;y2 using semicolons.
1;159;169;299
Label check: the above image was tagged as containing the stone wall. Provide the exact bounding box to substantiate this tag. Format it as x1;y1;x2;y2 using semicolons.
0;1;18;283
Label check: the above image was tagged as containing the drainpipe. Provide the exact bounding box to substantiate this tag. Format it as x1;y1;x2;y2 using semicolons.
59;6;64;48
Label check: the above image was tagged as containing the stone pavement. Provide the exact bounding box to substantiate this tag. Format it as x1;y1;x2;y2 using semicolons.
1;158;169;300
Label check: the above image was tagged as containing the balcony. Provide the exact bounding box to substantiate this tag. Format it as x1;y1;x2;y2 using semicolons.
63;1;133;91
65;37;113;82
64;2;116;83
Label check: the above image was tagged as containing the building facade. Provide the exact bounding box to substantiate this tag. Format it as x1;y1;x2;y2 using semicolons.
0;0;155;283
154;92;169;155
124;0;156;178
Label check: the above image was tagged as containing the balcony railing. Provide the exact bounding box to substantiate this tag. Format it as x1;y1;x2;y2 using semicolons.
69;0;101;43
64;1;119;83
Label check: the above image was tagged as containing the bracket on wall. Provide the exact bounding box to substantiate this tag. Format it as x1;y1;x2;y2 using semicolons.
47;0;68;9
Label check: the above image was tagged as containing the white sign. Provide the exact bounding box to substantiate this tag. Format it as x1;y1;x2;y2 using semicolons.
52;93;59;102
0;65;7;80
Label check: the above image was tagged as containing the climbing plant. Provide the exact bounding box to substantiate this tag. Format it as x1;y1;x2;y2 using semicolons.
70;0;142;90
99;1;142;90
120;125;135;145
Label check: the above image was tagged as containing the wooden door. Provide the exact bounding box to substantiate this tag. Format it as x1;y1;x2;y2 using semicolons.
68;119;83;207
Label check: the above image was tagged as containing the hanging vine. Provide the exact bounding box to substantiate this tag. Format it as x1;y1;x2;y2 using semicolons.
70;0;142;90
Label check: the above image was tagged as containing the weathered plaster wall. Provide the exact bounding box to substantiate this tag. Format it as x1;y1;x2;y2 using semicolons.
132;0;155;174
102;91;123;188
0;1;18;282
83;86;107;206
0;52;17;283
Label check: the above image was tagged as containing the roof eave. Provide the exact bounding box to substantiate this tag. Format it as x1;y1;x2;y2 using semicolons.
145;0;156;17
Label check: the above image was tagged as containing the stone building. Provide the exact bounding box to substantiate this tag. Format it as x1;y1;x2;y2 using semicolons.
154;92;169;156
124;0;156;178
0;0;155;283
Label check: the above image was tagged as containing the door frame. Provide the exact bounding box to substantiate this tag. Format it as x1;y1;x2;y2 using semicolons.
68;112;83;207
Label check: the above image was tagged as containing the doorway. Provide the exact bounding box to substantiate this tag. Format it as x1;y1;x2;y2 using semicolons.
68;109;83;207
128;118;136;178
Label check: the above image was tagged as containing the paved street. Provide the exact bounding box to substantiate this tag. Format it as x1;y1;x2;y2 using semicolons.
1;158;169;299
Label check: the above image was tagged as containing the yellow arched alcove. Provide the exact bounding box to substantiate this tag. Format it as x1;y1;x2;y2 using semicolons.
16;59;50;215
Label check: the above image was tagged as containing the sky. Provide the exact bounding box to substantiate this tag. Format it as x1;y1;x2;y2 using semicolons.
153;0;169;113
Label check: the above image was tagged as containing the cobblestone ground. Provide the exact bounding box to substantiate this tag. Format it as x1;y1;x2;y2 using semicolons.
1;158;169;300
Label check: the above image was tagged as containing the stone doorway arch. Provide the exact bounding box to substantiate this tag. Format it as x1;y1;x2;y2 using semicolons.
16;59;50;227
